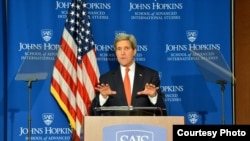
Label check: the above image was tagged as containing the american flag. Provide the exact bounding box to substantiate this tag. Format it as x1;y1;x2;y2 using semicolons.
50;0;99;140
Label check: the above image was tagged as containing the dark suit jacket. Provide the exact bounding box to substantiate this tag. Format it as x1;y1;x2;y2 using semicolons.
91;63;167;116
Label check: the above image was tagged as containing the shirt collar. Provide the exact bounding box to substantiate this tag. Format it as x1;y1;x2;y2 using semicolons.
120;62;135;73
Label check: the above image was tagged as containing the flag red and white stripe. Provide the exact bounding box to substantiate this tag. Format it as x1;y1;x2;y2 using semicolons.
50;0;99;140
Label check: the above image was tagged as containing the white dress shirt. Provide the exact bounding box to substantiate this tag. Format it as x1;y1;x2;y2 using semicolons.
99;62;157;106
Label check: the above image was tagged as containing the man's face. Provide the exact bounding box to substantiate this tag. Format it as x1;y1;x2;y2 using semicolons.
115;40;136;67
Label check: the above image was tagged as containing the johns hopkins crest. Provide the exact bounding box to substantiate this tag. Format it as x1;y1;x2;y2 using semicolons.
42;113;54;126
41;29;53;42
186;30;198;42
187;112;199;124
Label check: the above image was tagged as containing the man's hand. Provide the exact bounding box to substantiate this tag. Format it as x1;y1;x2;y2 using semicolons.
137;83;158;97
95;83;116;98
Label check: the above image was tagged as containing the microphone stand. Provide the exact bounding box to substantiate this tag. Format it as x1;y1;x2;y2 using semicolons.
26;79;37;141
216;80;226;125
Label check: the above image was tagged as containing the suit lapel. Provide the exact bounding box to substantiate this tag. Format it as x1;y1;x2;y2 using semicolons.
132;64;144;96
113;67;127;104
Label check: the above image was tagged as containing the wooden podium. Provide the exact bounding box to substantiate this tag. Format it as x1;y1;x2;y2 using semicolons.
84;116;184;141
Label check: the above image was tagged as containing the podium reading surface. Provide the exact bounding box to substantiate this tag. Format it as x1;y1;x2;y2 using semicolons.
84;116;184;141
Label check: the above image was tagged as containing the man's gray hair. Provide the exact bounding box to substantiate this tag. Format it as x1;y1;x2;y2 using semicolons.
114;33;137;50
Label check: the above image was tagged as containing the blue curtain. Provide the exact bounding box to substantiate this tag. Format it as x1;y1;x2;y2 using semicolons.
3;0;233;140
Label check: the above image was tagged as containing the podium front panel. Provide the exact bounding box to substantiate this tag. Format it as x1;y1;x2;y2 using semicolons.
84;116;184;141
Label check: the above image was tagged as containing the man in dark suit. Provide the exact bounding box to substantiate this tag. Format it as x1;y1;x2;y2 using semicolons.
91;33;166;116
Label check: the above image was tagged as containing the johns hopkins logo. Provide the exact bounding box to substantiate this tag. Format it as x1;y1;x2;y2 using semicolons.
42;113;54;126
115;30;126;36
186;30;198;42
187;112;199;124
41;29;53;42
